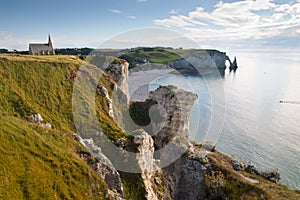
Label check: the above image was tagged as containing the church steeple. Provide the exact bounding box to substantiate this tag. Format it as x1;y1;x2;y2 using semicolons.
48;34;52;46
47;34;55;55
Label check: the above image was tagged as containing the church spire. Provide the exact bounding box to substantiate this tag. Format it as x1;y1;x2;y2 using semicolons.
48;34;52;46
48;34;55;55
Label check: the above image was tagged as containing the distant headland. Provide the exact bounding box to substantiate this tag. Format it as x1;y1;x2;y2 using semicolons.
0;36;238;72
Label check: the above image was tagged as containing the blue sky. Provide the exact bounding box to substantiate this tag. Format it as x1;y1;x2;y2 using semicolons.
1;0;300;51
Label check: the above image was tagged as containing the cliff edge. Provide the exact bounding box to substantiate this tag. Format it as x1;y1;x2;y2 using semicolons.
0;54;299;200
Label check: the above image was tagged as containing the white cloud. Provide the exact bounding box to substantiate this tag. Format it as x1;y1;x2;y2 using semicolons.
128;15;137;19
154;0;300;41
110;9;121;14
154;15;207;27
0;31;30;50
136;0;147;2
154;16;195;27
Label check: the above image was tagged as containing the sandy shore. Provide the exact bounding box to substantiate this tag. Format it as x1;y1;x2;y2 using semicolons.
128;69;174;101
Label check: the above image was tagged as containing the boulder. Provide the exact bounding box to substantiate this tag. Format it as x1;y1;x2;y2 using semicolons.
29;113;43;124
29;113;52;129
231;159;246;171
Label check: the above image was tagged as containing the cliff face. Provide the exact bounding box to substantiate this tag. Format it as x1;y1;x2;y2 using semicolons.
105;60;130;105
144;86;214;200
148;86;198;150
72;55;297;200
126;85;290;200
168;50;230;73
132;129;160;200
97;86;114;118
128;85;210;199
104;60;131;130
162;146;214;200
75;135;124;199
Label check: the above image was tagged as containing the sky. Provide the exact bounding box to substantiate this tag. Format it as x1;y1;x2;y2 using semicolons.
1;0;300;51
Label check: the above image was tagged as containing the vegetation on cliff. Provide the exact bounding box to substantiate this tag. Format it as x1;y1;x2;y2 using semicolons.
0;115;109;200
119;47;182;68
0;54;299;200
207;151;300;200
0;54;127;199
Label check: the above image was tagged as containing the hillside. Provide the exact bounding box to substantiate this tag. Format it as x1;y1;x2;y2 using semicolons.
0;115;109;200
0;54;126;199
0;54;299;200
118;47;230;70
119;47;182;68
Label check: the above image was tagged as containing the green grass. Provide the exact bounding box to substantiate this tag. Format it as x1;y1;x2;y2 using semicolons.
119;47;182;68
0;115;110;200
0;54;130;199
119;172;146;200
0;56;78;132
0;54;82;63
0;54;127;140
208;151;300;200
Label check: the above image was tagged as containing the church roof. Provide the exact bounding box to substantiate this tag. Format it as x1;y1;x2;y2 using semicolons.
29;43;52;52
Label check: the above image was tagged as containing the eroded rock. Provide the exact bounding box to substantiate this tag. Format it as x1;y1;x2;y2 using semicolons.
148;86;198;150
132;129;159;200
29;113;52;129
97;86;114;118
105;60;129;104
75;135;124;199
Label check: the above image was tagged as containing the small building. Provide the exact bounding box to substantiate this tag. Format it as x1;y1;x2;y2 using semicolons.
29;35;55;55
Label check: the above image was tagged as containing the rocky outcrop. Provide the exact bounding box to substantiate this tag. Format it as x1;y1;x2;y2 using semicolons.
168;50;232;73
104;59;130;129
97;86;114;118
132;129;160;200
105;60;129;104
158;139;223;200
92;149;124;199
80;59;282;199
132;86;220;199
229;56;238;70
231;158;280;183
148;86;198;150
73;135;124;199
29;113;52;129
174;149;218;200
129;85;229;199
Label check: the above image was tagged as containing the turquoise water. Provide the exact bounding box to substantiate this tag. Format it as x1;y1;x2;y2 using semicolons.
150;52;300;190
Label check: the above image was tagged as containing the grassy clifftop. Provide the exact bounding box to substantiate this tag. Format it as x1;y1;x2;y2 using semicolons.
0;54;125;199
0;115;109;200
0;55;80;132
0;54;299;200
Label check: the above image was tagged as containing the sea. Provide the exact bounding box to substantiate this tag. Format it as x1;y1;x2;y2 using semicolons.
130;51;300;190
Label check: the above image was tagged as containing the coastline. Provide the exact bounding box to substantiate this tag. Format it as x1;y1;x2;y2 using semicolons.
128;69;174;101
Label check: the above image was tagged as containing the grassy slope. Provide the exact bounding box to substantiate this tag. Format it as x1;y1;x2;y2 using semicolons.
0;54;143;199
0;116;109;200
119;48;182;68
208;151;300;200
0;54;127;138
0;54;127;199
119;48;218;69
0;55;79;132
